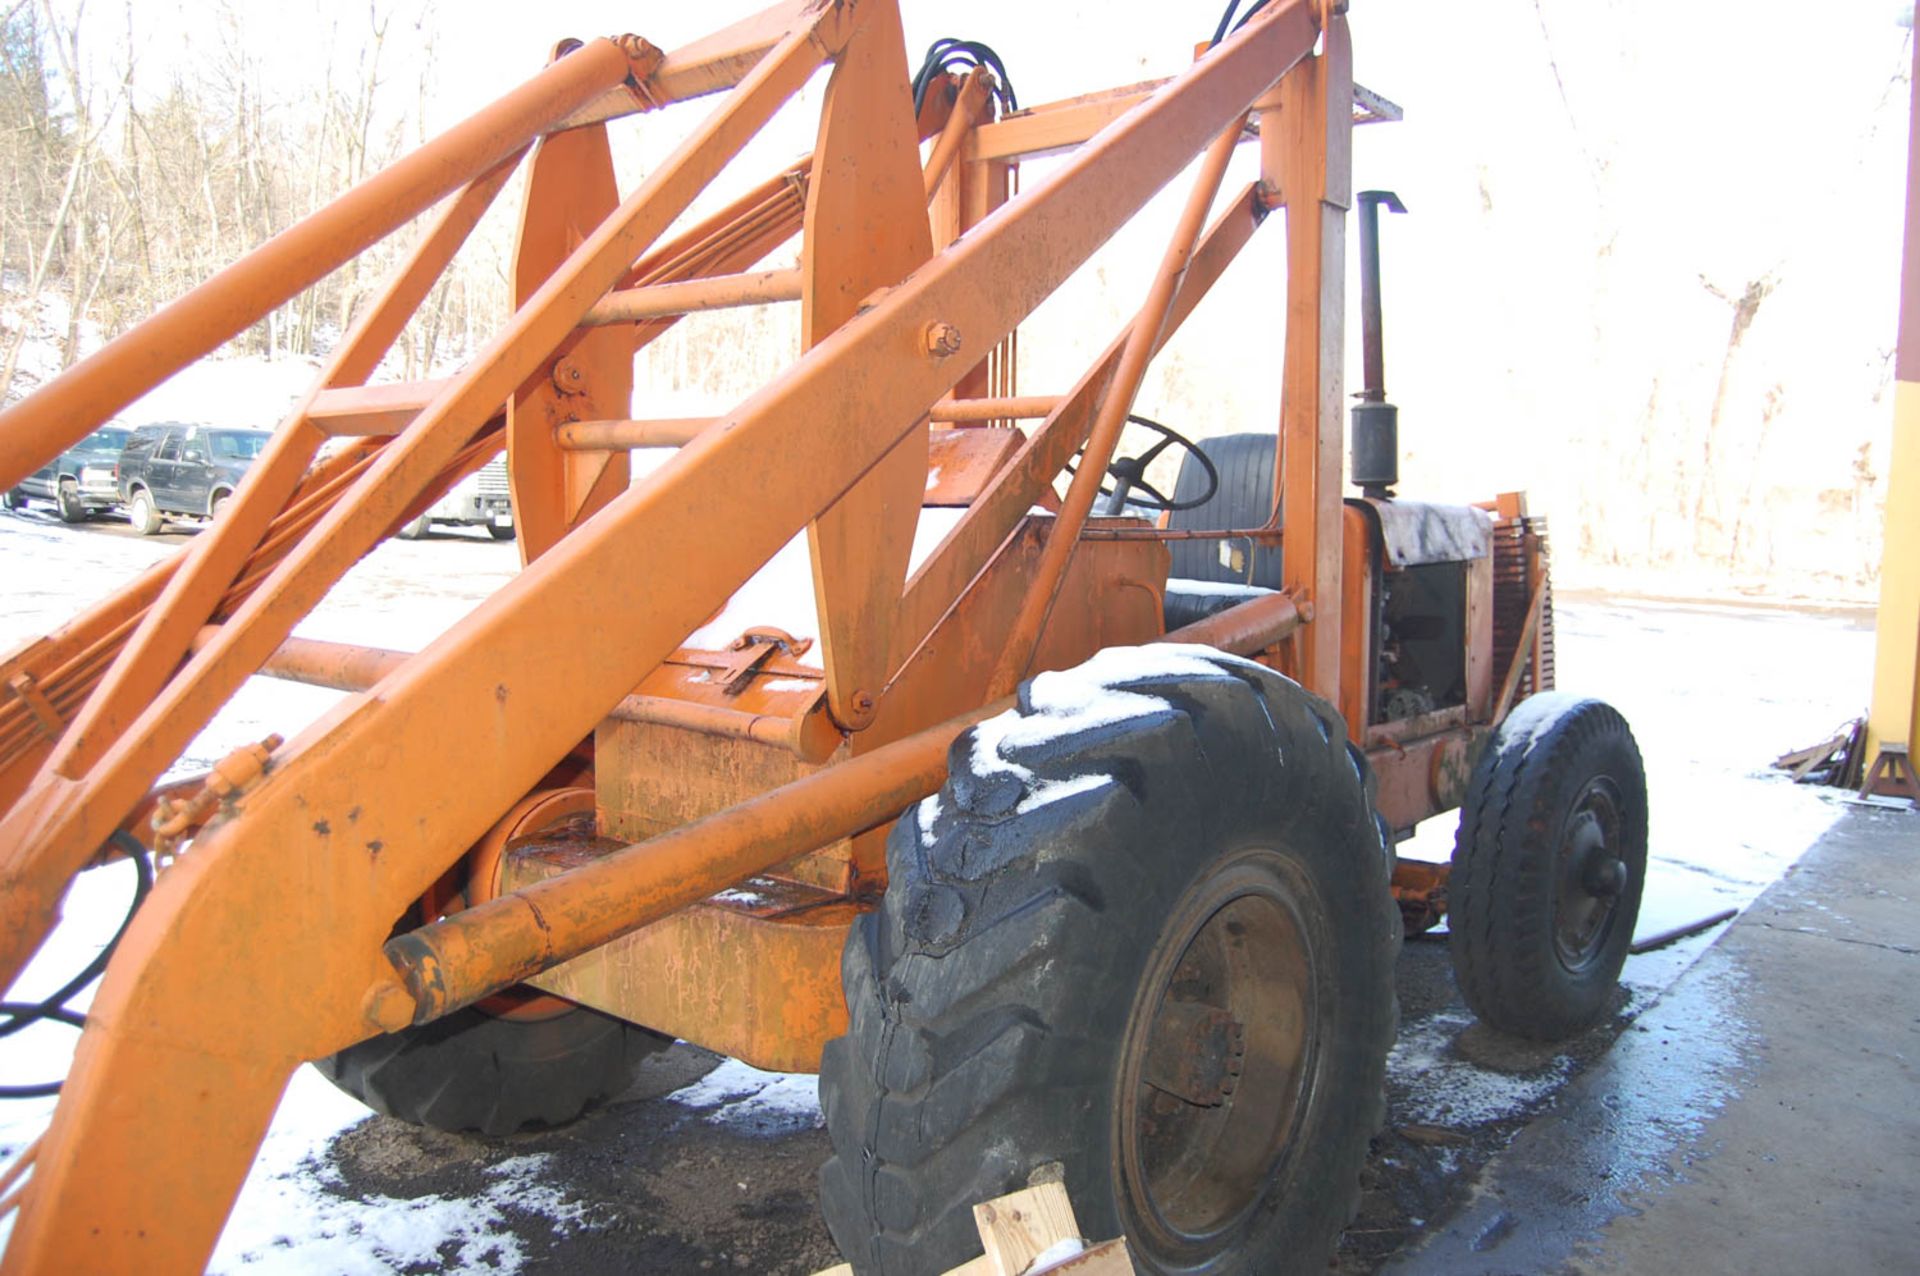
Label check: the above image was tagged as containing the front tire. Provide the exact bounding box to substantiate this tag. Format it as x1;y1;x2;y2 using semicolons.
127;487;162;535
819;647;1398;1275
3;488;26;511
1449;694;1647;1040
396;513;432;541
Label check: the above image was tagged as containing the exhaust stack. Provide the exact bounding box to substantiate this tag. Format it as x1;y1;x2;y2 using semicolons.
1352;189;1406;499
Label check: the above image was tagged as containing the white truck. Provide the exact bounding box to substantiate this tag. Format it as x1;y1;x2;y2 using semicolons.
397;455;514;540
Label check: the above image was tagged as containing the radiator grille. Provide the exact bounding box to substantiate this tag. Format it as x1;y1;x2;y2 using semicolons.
1491;514;1555;703
476;456;511;497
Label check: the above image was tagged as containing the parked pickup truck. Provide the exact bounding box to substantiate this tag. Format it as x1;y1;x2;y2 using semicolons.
397;455;514;540
3;425;131;522
115;423;270;535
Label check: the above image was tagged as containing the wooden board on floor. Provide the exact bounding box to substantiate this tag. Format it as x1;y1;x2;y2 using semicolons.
814;1179;1132;1275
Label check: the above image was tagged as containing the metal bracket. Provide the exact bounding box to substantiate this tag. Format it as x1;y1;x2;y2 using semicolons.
150;734;283;862
6;672;64;742
717;627;815;695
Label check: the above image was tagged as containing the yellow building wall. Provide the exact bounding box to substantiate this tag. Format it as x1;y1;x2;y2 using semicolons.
1867;380;1920;765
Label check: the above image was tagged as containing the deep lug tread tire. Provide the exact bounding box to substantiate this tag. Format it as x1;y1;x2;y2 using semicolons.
820;648;1399;1275
1449;693;1648;1040
316;1003;669;1136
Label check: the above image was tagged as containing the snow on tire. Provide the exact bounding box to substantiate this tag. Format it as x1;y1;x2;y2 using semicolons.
819;646;1399;1275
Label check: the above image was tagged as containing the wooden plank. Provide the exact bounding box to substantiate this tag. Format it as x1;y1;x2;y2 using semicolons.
973;1181;1081;1275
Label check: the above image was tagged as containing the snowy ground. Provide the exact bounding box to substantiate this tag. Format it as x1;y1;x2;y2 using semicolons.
0;505;1879;1271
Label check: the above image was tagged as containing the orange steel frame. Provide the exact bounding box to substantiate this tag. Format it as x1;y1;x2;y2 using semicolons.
0;1;1520;1270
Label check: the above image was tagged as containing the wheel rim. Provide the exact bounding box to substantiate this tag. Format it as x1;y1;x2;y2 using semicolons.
1553;777;1627;972
1116;852;1322;1263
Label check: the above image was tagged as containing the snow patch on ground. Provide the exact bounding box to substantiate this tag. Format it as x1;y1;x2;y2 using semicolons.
211;1148;590;1275
118;354;318;433
666;1058;823;1136
679;507;969;666
1387;1012;1574;1128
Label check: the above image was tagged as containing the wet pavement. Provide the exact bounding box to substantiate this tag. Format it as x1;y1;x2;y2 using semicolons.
1390;804;1918;1275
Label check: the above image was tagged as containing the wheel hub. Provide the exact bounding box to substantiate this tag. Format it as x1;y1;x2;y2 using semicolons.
1554;782;1627;971
1141;1002;1246;1108
1117;853;1322;1263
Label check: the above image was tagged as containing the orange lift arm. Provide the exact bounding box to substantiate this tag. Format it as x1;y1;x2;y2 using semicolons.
0;1;1341;1270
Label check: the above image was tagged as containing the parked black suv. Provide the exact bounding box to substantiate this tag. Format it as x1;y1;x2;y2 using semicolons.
3;425;132;522
116;423;270;535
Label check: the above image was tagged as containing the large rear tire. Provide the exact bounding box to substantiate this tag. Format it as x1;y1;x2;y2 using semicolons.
315;997;668;1136
819;647;1398;1275
1449;693;1647;1040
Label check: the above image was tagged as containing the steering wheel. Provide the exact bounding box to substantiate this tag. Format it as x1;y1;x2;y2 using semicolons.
1065;414;1220;514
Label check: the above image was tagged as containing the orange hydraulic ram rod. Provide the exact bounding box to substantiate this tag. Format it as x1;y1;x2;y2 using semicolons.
0;38;639;493
379;696;1012;1025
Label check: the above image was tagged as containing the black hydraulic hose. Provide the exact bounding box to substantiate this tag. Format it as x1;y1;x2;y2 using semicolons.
911;38;1018;117
1211;2;1243;47
0;832;153;1099
1231;0;1275;37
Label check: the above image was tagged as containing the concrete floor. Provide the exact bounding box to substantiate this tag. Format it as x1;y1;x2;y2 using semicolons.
1391;805;1920;1275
